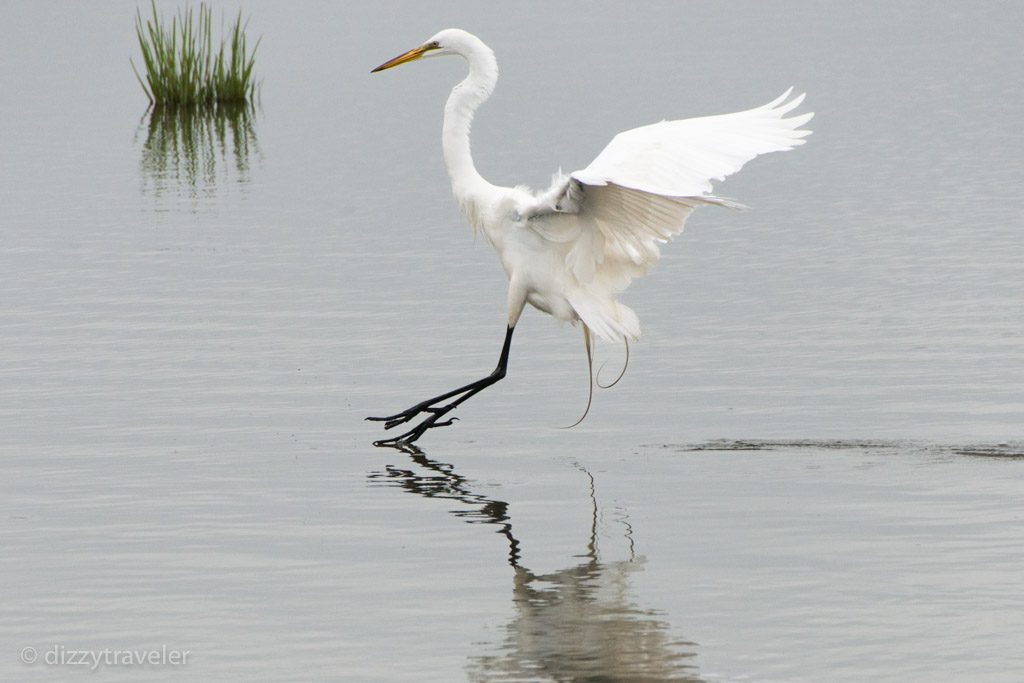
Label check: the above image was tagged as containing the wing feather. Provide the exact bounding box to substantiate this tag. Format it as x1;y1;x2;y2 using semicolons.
518;90;812;341
572;88;813;197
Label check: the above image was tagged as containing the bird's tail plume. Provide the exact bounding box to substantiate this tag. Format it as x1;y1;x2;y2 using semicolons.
597;338;629;389
563;324;594;429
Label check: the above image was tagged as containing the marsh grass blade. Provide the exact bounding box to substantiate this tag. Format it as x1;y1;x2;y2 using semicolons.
131;1;260;106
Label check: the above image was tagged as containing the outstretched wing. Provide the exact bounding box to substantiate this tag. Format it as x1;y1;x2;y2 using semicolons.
572;88;812;198
523;89;813;276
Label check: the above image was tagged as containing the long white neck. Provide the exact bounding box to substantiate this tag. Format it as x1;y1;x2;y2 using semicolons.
443;37;499;203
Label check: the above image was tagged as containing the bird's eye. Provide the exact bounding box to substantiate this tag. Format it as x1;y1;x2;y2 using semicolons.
429;41;440;49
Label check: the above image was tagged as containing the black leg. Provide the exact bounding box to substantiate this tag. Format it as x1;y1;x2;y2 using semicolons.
368;326;515;445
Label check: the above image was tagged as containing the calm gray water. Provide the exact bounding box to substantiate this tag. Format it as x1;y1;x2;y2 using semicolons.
2;1;1022;681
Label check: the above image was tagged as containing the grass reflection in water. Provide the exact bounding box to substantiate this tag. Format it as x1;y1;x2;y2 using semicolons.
137;102;259;203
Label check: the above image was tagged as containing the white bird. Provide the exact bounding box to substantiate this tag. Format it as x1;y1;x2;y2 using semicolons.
367;28;812;446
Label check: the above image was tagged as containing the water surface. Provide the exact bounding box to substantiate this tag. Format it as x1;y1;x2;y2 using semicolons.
1;1;1022;681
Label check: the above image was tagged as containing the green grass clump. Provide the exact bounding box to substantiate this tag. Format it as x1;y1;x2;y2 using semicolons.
132;1;260;106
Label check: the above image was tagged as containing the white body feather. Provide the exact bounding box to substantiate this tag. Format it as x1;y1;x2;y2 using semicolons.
422;29;813;343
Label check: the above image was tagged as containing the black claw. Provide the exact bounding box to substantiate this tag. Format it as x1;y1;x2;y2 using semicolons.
384;416;409;430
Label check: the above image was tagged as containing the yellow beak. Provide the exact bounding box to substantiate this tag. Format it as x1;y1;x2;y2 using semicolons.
371;44;434;73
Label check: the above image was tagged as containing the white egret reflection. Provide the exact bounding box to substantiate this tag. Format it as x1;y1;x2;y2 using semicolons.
369;448;701;682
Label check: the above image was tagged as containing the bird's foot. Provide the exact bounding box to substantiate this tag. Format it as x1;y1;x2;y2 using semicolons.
372;412;459;447
366;402;450;430
367;392;469;445
367;358;508;446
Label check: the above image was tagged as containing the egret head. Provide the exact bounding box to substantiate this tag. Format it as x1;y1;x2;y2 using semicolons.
371;29;481;73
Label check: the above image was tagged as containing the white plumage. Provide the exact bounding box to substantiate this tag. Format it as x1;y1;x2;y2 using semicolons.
368;28;813;445
516;87;812;342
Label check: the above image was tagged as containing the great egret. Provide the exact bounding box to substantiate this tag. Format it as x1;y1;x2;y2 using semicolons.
367;28;812;446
